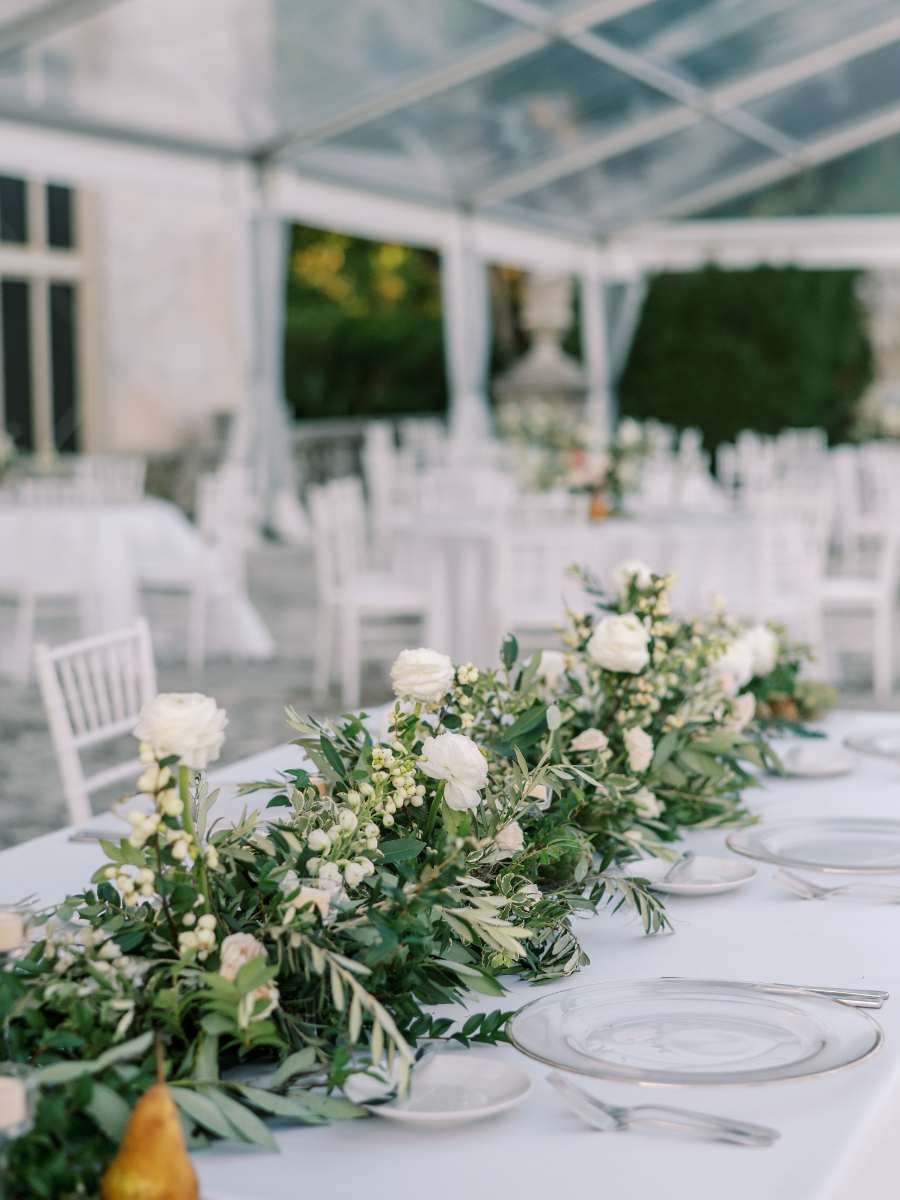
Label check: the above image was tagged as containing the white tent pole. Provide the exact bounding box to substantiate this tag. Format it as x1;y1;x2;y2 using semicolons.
580;252;613;437
440;215;493;442
227;165;307;539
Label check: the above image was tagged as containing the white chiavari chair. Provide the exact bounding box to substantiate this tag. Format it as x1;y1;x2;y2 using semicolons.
34;619;157;824
73;455;146;503
309;478;441;708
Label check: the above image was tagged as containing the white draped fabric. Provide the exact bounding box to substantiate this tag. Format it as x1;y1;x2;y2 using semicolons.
579;260;613;437
440;218;493;443
3;709;900;1200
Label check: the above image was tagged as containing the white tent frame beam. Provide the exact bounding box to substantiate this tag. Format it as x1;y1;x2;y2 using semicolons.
254;0;655;162
474;11;900;208
0;0;125;58
648;102;900;226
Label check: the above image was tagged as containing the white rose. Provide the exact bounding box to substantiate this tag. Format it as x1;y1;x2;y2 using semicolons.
588;614;650;674
219;932;266;982
133;693;227;769
390;648;454;704
727;692;756;732
420;733;488;812
711;637;754;696
537;650;566;689
624;726;654;773
570;727;609;753
494;821;525;854
613;560;653;597
633;787;663;819
744;624;778;678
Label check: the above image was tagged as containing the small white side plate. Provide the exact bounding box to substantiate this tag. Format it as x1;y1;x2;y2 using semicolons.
780;743;854;779
344;1053;532;1127
636;855;757;895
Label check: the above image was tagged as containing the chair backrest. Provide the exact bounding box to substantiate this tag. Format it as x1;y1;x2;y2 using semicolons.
196;466;257;586
34;619;157;825
15;476;100;506
73;455;146;503
309;478;369;599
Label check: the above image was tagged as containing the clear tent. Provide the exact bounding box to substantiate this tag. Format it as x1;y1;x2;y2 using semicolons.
2;0;899;513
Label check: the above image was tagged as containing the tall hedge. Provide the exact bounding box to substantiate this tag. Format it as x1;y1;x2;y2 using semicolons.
618;265;873;450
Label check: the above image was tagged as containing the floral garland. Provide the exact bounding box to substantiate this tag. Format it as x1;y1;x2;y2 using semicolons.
0;565;823;1196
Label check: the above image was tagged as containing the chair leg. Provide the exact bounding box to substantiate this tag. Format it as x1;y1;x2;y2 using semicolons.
314;603;334;697
13;592;36;682
339;607;361;711
873;605;894;703
188;579;208;671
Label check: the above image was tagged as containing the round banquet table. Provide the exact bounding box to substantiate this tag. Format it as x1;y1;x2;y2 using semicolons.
393;510;762;663
0;496;273;669
3;707;900;1200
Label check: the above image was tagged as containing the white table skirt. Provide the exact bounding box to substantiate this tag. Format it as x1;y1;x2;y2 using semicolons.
3;709;900;1200
0;497;273;664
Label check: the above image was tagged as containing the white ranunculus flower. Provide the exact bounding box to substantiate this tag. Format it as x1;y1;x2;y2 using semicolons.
218;932;266;982
420;732;488;812
633;787;663;819
744;624;778;678
588;614;650;674
711;637;755;696
390;648;455;704
133;693;227;770
624;726;654;773
727;692;756;732
570;727;609;753
613;559;653;597
494;821;525;854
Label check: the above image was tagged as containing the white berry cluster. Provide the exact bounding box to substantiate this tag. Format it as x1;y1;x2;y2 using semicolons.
102;865;156;906
178;911;218;960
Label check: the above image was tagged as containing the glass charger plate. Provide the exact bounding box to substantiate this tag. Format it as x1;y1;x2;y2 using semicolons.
844;730;900;760
508;979;881;1086
727;818;900;874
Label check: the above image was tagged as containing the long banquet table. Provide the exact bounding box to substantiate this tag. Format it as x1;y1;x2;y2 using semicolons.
3;709;900;1199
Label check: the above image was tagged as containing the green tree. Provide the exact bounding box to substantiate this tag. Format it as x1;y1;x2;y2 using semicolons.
619;265;873;452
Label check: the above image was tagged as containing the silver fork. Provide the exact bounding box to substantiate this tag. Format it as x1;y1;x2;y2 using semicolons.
776;869;900;905
547;1073;779;1147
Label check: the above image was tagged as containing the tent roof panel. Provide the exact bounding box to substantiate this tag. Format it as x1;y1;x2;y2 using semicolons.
0;0;897;239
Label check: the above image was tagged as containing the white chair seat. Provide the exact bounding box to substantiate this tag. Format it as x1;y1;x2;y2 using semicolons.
342;573;429;613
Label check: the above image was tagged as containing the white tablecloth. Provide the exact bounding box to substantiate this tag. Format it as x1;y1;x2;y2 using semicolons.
3;709;900;1200
0;497;273;663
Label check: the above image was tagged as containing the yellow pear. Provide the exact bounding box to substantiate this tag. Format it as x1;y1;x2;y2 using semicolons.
100;1081;199;1200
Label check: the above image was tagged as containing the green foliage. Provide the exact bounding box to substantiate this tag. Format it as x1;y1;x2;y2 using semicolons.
619;265;873;453
283;225;446;420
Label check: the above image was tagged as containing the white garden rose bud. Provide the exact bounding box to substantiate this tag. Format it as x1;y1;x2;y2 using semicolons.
711;637;755;696
612;559;653;597
133;693;227;769
744;624;778;678
727;692;756;731
537;649;566;689
588;614;650;674
494;821;525;854
570;727;609;753
343;862;366;888
136;764;171;795
624;726;654;773
307;829;331;852
219;932;266;982
420;733;488;812
633;787;663;819
390;648;455;704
